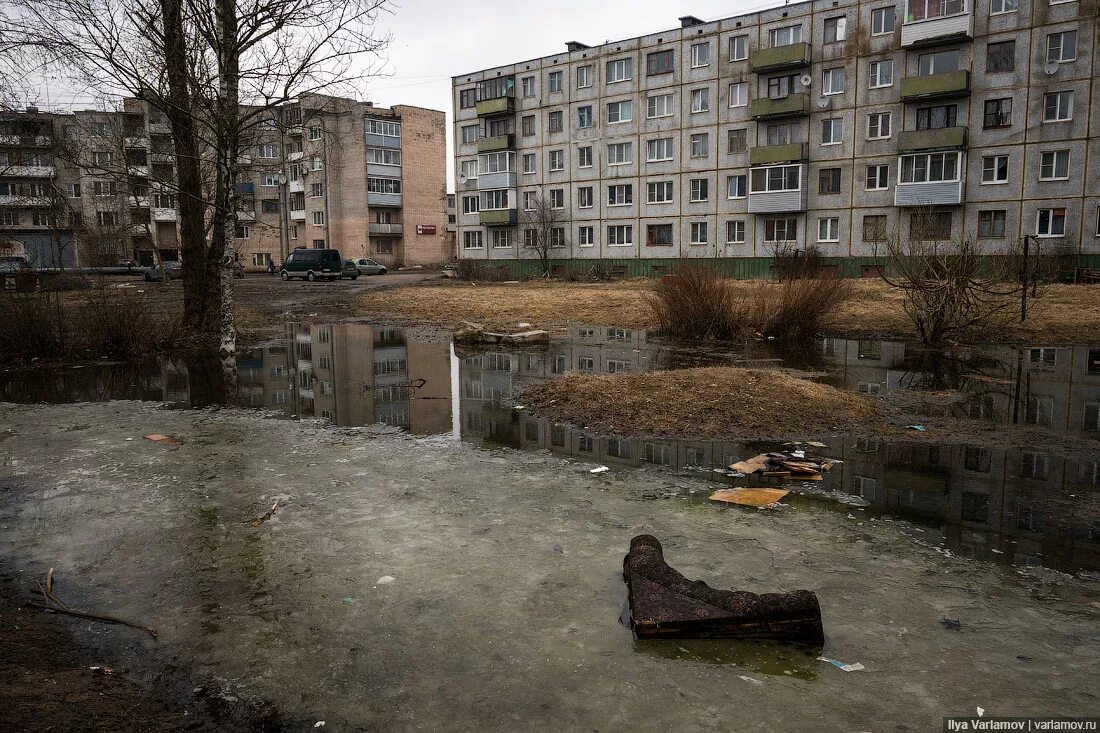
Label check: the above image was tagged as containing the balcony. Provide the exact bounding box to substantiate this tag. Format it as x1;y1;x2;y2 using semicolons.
901;8;973;48
0;194;49;207
287;126;303;136
4;165;55;178
365;132;401;149
369;222;404;235
749;142;807;166
153;208;177;222
750;42;811;73
477;171;517;190
237;209;256;222
125;136;149;148
895;180;964;206
900;70;970;101
480;208;518;226
476;96;515;118
898;126;967;152
290;209;306;221
750;93;810;120
288;180;304;193
477;134;514;153
288;151;304;162
151;152;174;164
367;192;402;207
149;122;171;135
367;162;402;177
747;164;806;214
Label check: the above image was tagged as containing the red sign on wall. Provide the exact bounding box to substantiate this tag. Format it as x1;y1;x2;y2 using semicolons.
416;224;437;235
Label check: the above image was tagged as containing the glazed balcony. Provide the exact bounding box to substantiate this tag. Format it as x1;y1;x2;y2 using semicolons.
750;93;811;120
750;42;811;73
901;1;973;48
899;70;970;102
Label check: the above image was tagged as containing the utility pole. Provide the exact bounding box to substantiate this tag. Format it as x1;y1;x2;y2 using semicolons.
1019;234;1038;323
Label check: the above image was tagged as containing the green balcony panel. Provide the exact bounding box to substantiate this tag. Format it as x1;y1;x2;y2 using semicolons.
480;209;518;226
897;126;967;152
750;93;810;120
750;42;811;73
749;142;807;166
899;70;970;101
476;96;515;117
477;134;514;153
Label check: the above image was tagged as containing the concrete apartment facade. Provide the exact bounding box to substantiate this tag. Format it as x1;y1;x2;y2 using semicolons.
0;95;450;269
452;0;1100;276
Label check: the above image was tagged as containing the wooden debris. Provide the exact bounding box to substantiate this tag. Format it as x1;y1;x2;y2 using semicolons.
729;452;835;482
250;499;280;526
729;454;770;474
30;570;158;639
709;488;790;507
143;433;180;446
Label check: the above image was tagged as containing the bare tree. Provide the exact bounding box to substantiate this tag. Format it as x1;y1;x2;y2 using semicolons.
519;193;567;277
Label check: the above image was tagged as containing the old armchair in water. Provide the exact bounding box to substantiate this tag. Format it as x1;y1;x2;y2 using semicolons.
622;535;824;643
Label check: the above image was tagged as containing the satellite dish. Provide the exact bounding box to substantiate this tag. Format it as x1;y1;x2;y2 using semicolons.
817;98;831;109
1044;64;1058;75
459;172;468;182
800;74;813;87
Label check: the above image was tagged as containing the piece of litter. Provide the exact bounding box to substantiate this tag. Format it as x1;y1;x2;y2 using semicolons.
709;488;789;508
791;449;805;458
590;466;610;474
376;576;395;585
314;722;326;728
143;433;180;445
818;657;865;672
977;707;985;718
343;597;356;604
939;617;961;631
512;405;527;411
906;425;926;432
806;441;827;448
991;549;1004;554
738;675;763;686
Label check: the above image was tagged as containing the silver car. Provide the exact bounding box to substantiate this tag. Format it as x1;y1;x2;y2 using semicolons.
350;257;387;276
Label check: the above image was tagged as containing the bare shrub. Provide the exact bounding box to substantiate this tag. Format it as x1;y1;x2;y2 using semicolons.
753;276;855;341
771;242;825;281
454;259;507;282
647;264;749;340
0;293;68;362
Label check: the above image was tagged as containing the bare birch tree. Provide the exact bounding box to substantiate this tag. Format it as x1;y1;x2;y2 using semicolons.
519;193;567;278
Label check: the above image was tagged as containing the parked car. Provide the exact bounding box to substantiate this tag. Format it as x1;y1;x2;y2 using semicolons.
442;261;459;278
231;260;245;279
341;260;360;280
280;248;343;281
0;255;31;275
349;257;387;276
144;261;183;281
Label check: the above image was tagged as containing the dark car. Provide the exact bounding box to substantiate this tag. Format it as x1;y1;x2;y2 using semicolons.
341;260;360;280
144;261;183;281
280;248;343;281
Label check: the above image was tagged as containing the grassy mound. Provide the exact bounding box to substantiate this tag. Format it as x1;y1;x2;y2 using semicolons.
520;366;884;439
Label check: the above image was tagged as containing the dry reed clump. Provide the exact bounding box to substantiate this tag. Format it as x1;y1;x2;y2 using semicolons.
521;366;884;439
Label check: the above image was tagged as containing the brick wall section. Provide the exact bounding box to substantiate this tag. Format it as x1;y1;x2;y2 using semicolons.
393;105;451;266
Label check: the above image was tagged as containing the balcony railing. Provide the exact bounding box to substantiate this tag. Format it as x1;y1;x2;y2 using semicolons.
750;93;810;120
480;208;517;226
369;222;404;235
476;96;516;118
901;2;973;47
367;192;402;207
477;171;517;190
749;142;807;166
477;134;514;153
900;70;970;101
894;180;964;206
750;42;812;73
897;126;967;152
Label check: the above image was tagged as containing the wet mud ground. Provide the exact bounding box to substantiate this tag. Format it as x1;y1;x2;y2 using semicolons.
1;401;1098;731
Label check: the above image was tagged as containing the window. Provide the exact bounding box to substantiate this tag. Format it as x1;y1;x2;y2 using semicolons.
606;58;633;83
690;133;709;158
607;100;632;123
1047;31;1077;63
310;182;324;197
983;98;1012;128
521;76;535;97
366;148;402;166
916;104;956;130
308;126;322;141
548;111;563;133
868;111;891;139
986;40;1015;73
726;220;746;243
549;189;564;208
607;142;632;165
866;164;890;190
479;151;515;174
730;35;748;61
727;174;747;198
521;115;535;136
94;151;112;166
1043;91;1073;122
578;146;593;168
689;178;709;202
824;16;847;43
690;88;710;113
548;70;562;93
577;106;593;129
259;143;278;159
647;93;674;118
522;153;536;174
821;117;843;145
822;68;845;95
647;223;674;246
463;230;483;249
578;186;593;208
991;0;1017;12
578;226;595;246
899;152;961;183
312;211;325;225
1029;347;1057;367
982;155;1009;183
871;6;895;34
769;25;802;47
1026;395;1054;427
66;182;81;198
1;211;19;226
1036;207;1066;236
311;156;323;171
1020;451;1049;480
607;184;632;205
750;165;801;192
647;137;673;162
869;59;893;88
818;217;840;242
907;0;966;22
819;168;841;194
93;181;117;196
728;128;747;153
728;83;748;107
548;150;564;172
977;210;1007;238
690;222;709;244
577;65;592;88
647;49;675;75
492;230;512;249
523;229;536;248
648;181;673;203
690;42;710;67
1084;403;1100;432
910;211;952;240
863;215;888;241
607;225;633;245
1039;150;1070;180
522;191;535;210
918;49;959;76
550;228;566;248
462;195;479;214
764;218;798;242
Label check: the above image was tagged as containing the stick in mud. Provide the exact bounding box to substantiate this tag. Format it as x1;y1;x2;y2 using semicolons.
250;499;280;526
30;571;158;639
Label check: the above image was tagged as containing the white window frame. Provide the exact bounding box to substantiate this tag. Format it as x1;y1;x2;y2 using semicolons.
869;60;894;88
607;100;633;124
690;42;711;68
607;224;633;246
726;219;746;244
463;230;484;250
492;229;513;249
578;225;595;247
522;153;536;174
646;137;674;162
981;155;1009;184
866;164;889;191
726;174;747;199
689;221;709;244
647;93;674;119
647;181;673;204
690;88;710;113
690;133;709;158
312;211;325;226
549;189;565;209
769;25;803;47
577;65;592;89
578;186;594;209
871;6;895;35
991;0;1018;13
867;111;891;140
1047;31;1077;64
548;70;563;93
607;142;632;166
728;82;748;108
606;58;633;83
1035;207;1066;237
750;164;801;193
607;184;632;206
576;105;593;129
729;35;748;61
689;178;709;202
817;217;840;242
1042;91;1074;122
1039;150;1070;181
821;117;843;145
824;16;847;43
549;149;564;172
521;76;535;97
578;146;593;168
899;152;961;183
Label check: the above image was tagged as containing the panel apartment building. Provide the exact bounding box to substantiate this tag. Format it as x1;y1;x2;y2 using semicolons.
0;94;450;269
452;0;1100;275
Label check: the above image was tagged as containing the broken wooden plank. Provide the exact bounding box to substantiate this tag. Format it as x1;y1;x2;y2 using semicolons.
762;471;791;478
143;434;179;446
709;488;790;507
729;454;770;474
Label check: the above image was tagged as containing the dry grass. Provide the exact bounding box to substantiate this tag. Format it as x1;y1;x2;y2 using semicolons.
520;366;885;440
359;279;1100;344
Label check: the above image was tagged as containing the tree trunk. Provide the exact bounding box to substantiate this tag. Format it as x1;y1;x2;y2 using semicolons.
215;0;240;398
